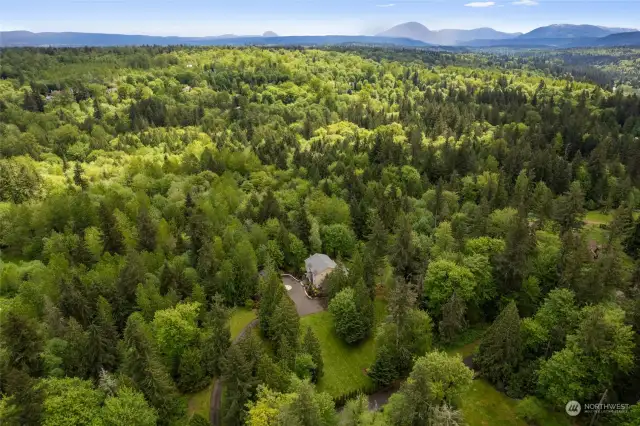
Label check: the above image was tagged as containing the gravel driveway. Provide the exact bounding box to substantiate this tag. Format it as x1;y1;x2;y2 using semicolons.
282;275;324;316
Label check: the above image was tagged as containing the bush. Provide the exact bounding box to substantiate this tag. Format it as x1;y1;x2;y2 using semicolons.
516;396;548;426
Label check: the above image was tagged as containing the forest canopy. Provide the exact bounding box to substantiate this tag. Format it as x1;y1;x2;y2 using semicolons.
1;45;640;426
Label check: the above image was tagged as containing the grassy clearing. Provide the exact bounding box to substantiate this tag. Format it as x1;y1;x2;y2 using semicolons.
186;308;256;419
447;335;571;426
229;308;257;339
186;381;213;420
301;299;387;398
585;210;614;224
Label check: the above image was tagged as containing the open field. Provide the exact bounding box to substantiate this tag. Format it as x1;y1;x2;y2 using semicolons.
301;299;387;398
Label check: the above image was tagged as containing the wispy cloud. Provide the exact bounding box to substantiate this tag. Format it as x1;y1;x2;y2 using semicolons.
376;3;396;7
464;2;496;7
512;0;538;5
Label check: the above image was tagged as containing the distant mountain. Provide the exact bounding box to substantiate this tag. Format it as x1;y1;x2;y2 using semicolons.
519;24;636;39
376;22;519;45
591;31;640;47
0;31;431;48
262;31;278;37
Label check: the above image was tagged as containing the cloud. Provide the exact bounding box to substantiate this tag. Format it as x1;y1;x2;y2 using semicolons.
464;2;496;7
512;0;538;5
376;3;396;7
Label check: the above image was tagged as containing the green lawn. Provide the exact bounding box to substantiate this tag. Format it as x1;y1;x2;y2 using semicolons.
300;300;387;398
584;210;614;224
186;382;213;421
185;308;257;420
229;308;257;339
447;337;571;426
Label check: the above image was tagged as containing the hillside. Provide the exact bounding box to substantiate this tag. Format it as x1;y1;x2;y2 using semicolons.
376;22;518;45
0;31;429;47
520;24;636;39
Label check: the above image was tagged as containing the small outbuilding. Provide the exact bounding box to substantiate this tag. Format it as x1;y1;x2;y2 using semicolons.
305;253;337;288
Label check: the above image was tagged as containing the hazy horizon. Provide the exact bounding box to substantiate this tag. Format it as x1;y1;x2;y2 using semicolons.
2;0;638;37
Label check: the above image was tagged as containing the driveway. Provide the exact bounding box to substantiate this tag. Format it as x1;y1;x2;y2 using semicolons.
282;275;324;317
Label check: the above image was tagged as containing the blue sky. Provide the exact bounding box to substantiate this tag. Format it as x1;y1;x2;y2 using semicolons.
1;0;638;36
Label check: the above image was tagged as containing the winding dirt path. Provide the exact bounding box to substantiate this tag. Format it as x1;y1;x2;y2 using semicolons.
209;319;258;425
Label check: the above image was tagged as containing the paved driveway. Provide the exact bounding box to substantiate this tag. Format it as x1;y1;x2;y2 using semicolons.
283;275;324;316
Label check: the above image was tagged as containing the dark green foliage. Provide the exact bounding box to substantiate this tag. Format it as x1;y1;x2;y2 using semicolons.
122;313;182;421
258;265;284;339
177;347;207;393
269;297;300;365
474;301;522;389
438;291;467;343
221;343;254;426
98;202;125;255
87;296;119;379
368;345;398;387
0;309;43;376
137;206;157;252
3;45;640;423
301;327;324;382
201;295;230;377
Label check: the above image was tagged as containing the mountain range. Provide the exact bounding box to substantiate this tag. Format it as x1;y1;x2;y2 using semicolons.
376;22;521;45
1;23;639;49
0;31;430;48
376;22;637;47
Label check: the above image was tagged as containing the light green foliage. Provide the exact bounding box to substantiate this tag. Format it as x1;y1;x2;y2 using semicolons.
321;224;356;259
38;377;104;426
101;387;158;426
152;302;200;363
307;191;351;226
384;351;472;425
424;259;476;313
329;288;365;344
488;208;517;238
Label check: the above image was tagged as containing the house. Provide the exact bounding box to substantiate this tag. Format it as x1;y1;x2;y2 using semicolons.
305;254;336;288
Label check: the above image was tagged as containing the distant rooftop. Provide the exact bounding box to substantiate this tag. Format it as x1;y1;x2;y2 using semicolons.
305;253;336;275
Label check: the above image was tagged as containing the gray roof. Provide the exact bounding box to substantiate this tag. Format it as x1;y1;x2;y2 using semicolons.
305;253;336;275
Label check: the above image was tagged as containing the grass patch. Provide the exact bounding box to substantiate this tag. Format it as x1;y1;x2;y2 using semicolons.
300;299;387;398
459;380;527;426
583;224;609;244
229;308;257;339
441;325;487;358
447;338;570;426
585;210;614;224
186;381;213;420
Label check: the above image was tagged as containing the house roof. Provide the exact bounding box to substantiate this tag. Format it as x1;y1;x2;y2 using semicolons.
305;253;336;275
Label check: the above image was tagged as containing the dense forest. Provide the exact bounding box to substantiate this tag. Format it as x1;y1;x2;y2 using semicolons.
1;45;640;426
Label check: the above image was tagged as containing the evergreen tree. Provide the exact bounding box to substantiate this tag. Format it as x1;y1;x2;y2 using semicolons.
258;264;284;338
73;162;88;190
122;313;181;421
438;291;466;343
554;182;586;235
270;297;300;364
87;296;118;379
201;295;230;377
177;347;206;393
494;207;533;298
98;202;125;255
368;344;398;387
221;344;254;426
301;327;324;382
625;217;640;259
390;213;417;282
115;252;146;330
474;301;522;388
137;206;157;252
0;309;43;376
